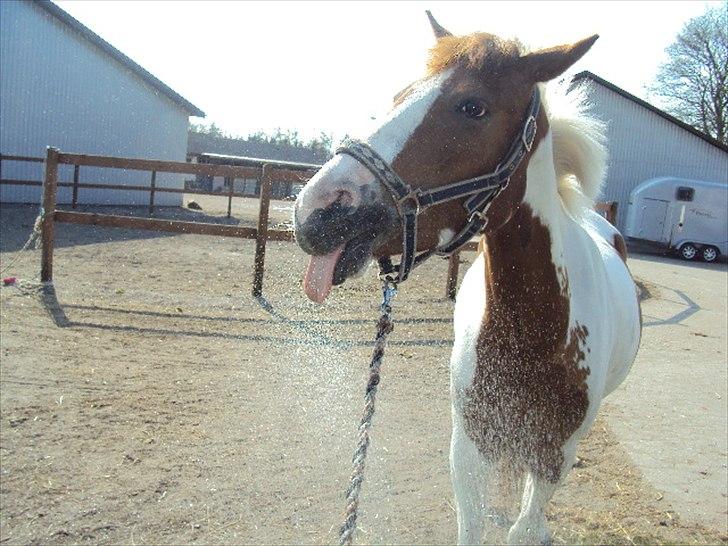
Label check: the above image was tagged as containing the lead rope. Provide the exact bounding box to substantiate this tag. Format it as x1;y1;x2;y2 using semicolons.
339;279;397;546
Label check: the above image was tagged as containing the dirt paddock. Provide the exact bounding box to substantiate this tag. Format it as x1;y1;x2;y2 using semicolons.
1;197;726;545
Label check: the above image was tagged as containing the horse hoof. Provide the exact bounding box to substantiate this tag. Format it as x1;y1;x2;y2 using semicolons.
507;521;550;545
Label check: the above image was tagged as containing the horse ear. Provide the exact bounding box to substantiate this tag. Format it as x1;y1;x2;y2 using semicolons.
520;35;598;82
426;11;452;39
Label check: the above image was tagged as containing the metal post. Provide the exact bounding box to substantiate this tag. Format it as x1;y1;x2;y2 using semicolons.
445;251;461;300
252;165;272;297
149;170;157;214
71;164;80;209
226;176;234;218
41;147;59;283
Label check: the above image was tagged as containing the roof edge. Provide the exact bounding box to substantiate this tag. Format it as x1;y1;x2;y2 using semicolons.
573;70;727;154
35;0;205;118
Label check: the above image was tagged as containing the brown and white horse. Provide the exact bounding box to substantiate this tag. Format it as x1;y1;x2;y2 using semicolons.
294;15;641;545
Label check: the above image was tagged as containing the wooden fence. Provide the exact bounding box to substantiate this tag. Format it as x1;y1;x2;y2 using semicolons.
1;148;317;297
0;149;617;300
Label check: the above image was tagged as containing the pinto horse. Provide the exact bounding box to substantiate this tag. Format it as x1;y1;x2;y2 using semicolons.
294;14;641;545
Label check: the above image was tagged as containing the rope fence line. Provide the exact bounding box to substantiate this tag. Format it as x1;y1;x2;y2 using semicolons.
0;211;43;277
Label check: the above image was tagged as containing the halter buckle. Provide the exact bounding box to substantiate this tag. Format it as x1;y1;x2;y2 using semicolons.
522;115;537;152
468;209;489;225
395;188;421;217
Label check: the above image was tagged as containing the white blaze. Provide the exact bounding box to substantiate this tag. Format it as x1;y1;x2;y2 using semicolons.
295;69;452;225
366;69;453;162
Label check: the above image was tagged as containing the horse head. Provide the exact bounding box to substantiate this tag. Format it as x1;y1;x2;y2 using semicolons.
294;13;597;302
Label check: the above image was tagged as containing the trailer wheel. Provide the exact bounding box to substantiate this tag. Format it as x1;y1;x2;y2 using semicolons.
701;246;719;262
679;243;697;260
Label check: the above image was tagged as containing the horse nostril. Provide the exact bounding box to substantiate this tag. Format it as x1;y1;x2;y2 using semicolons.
334;189;354;208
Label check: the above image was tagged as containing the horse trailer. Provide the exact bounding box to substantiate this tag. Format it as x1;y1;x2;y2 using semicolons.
624;177;727;262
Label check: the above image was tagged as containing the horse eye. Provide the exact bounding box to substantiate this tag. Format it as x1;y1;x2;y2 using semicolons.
459;100;487;119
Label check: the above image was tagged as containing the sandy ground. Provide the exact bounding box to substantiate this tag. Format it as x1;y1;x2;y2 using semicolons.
0;197;726;545
607;255;727;531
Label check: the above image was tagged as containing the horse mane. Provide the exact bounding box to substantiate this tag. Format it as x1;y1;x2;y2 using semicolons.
543;81;608;217
426;33;523;76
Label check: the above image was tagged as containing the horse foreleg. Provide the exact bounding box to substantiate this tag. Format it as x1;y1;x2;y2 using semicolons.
450;415;492;545
507;439;578;545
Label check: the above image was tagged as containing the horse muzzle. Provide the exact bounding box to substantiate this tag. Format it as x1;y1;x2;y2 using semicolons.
294;200;396;302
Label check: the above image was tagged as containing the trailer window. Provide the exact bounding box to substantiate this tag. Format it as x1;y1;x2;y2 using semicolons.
676;187;694;201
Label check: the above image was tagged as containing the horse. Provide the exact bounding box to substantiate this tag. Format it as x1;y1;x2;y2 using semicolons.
294;13;641;545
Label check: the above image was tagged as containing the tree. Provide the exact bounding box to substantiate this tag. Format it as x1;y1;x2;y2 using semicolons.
188;123;335;160
189;122;226;138
651;3;727;144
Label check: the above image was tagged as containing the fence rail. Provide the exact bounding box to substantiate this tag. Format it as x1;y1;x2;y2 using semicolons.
1;149;314;296
0;153;309;214
1;150;617;300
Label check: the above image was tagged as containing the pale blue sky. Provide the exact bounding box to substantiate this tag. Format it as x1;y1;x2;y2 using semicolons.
56;0;718;143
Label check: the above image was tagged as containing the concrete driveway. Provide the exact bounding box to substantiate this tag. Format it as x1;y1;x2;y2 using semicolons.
605;252;728;532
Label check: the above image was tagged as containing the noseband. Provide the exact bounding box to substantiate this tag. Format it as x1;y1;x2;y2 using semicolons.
336;88;540;284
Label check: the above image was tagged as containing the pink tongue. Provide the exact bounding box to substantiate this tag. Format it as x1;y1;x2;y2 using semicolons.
303;244;345;303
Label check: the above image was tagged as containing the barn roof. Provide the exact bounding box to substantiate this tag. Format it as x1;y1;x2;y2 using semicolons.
35;0;205;118
188;132;330;165
573;71;727;154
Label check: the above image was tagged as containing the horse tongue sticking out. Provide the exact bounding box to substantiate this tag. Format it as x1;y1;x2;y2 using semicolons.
303;244;344;303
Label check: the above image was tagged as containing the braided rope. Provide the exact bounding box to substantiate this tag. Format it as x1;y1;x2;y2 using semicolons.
339;279;397;546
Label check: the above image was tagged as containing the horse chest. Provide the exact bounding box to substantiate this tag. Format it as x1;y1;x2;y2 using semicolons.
459;312;590;481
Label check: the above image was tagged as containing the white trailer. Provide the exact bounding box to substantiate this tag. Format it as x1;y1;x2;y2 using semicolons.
624;177;727;262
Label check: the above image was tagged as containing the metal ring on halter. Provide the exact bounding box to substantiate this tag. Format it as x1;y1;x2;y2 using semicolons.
394;189;422;218
522;115;538;152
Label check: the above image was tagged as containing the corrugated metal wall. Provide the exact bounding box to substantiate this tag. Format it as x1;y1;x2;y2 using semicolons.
584;83;728;231
0;1;191;206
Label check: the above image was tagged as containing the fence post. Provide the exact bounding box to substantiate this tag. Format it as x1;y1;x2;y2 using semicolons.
71;164;80;209
226;177;234;218
41;147;59;283
445;251;460;301
252;164;272;297
149;170;157;214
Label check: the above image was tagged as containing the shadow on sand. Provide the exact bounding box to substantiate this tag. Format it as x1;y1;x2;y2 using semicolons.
35;289;454;349
0;203;248;253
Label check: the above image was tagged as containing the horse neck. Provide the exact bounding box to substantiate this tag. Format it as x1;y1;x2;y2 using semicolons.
482;130;572;326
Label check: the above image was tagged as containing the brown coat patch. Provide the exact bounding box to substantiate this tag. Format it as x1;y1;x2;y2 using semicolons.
613;233;628;263
376;64;539;258
463;204;590;483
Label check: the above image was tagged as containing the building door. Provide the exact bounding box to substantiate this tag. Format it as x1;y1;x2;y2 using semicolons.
638;198;669;242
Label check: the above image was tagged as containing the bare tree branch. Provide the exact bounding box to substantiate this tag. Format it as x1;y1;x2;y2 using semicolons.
650;2;728;144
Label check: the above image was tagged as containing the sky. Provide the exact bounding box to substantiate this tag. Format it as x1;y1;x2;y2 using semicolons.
56;0;718;144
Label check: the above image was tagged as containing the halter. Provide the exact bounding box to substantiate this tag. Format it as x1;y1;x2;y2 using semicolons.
335;88;540;284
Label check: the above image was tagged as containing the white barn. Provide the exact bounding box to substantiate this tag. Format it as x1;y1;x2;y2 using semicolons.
575;71;728;231
0;0;204;206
